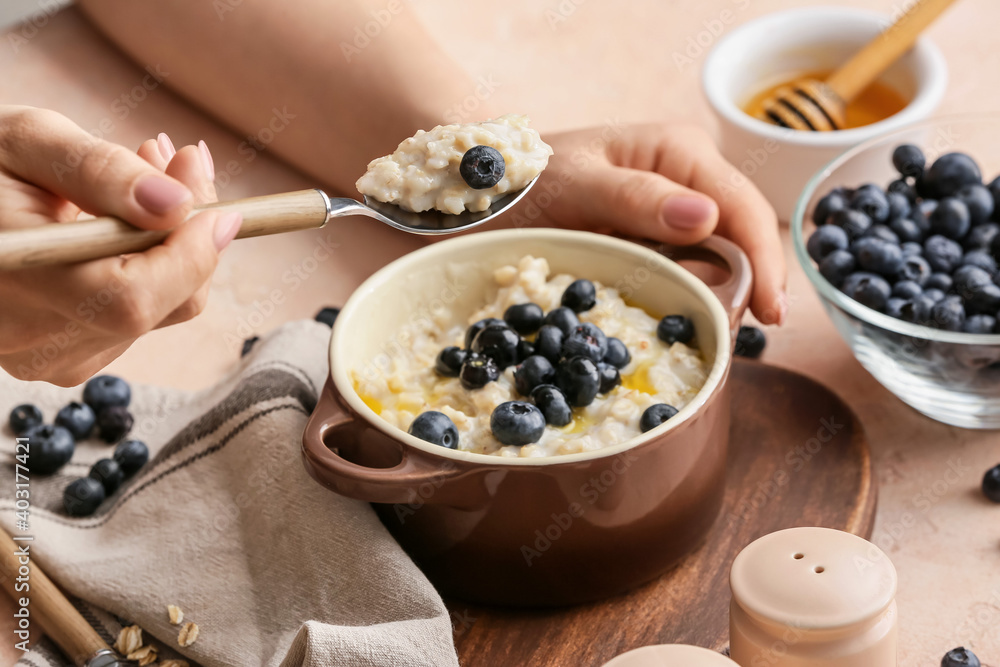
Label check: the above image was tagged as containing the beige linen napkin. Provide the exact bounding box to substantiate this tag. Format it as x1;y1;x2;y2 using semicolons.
0;321;459;667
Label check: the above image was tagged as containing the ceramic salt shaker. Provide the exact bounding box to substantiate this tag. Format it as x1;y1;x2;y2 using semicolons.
729;527;898;667
602;644;739;666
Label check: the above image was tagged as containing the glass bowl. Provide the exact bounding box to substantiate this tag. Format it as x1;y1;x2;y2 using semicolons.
792;115;1000;429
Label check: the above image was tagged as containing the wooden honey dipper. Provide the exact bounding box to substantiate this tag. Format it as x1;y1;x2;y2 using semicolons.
758;0;958;131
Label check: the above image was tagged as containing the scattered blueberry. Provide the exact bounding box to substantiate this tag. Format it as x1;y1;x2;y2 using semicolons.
95;406;133;444
807;224;849;262
892;144;925;178
657;315;695;345
63;478;105;517
315;307;340;327
471;324;521;368
113;439;149;476
596;363;621;394
503;303;544;336
54;402;96;441
89;458;124;495
543;307;580;337
408;411;459;449
8;404;42;435
459;353;501;390
514;355;556;396
435;346;467;377
963;314;997;334
892;280;922;300
929;197;971;240
530;384;572;427
983;464;1000;503
83;375;131;412
734;326;766;359
562;323;608;363
561;279;597;313
24;424;75;475
464;318;507;349
841;272;891;312
554;356;601;407
639;404;679;433
534;325;564;363
241;336;259;357
603;337;631;369
819;249;856;287
459;145;505;190
941;646;981;667
490;401;546;446
922;153;981;198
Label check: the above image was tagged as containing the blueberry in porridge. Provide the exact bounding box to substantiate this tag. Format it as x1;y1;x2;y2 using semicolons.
355;115;552;215
352;256;709;457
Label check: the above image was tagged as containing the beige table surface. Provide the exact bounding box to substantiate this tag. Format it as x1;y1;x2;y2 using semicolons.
2;1;999;665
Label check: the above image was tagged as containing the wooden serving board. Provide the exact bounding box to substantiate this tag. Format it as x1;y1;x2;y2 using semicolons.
447;359;876;666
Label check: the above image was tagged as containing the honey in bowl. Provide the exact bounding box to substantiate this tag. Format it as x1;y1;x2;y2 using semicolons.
742;70;909;129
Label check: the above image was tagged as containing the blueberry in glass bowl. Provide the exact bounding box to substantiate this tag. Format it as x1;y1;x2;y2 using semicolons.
793;116;1000;429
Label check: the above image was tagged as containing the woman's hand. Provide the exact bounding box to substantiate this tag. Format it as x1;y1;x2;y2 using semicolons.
0;106;241;386
529;123;786;325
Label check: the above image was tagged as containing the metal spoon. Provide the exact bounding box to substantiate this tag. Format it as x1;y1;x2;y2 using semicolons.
0;176;539;270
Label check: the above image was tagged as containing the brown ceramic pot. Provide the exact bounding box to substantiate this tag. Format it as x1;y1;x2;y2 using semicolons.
302;229;751;606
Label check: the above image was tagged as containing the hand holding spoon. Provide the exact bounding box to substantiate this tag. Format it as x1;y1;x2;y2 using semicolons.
0;177;539;271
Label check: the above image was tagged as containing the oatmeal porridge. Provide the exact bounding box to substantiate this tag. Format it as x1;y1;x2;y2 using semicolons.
355;114;552;215
353;256;709;457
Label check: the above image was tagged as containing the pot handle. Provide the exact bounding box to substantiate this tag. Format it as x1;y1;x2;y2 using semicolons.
651;235;753;333
302;378;469;505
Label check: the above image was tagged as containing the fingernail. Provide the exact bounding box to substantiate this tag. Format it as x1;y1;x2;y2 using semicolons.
156;133;176;160
661;195;716;230
134;173;192;215
213;211;242;251
198;140;215;180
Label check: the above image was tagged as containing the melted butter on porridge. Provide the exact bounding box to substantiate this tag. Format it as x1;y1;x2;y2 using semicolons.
355;114;552;215
352;256;710;458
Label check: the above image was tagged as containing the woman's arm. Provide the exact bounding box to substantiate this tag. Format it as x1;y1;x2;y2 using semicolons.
78;0;785;323
77;0;497;195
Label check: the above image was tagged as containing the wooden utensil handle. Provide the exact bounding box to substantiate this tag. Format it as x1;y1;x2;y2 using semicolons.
0;188;330;271
0;527;108;665
825;0;957;103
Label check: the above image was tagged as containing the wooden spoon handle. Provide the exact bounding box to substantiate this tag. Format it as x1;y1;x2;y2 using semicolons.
825;0;957;103
0;189;330;271
0;527;109;665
